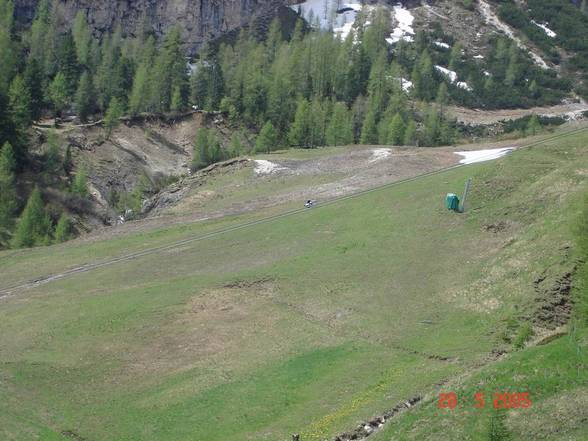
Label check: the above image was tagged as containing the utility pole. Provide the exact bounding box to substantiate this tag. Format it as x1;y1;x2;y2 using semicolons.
460;178;471;213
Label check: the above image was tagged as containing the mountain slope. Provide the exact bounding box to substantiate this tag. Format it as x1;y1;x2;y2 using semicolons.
0;127;586;441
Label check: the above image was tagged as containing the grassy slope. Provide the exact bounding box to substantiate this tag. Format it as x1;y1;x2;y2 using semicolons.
0;131;586;441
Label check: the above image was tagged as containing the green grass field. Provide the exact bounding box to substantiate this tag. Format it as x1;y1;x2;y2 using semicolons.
0;130;587;441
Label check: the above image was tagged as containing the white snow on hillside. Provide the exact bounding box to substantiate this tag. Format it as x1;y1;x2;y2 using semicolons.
474;54;484;59
254;160;287;175
435;65;458;83
456;81;473;91
370;148;392;162
454;148;514;164
478;0;550;69
400;78;413;92
531;20;556;38
434;41;450;50
386;4;415;44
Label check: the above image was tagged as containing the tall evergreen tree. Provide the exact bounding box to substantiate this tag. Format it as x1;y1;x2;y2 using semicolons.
104;97;123;138
326;102;353;146
23;58;44;121
74;71;94;122
54;212;70;243
72;11;92;67
192;128;211;170
8;75;33;131
403;118;417;146
0;0;15;94
289;98;312;147
12;187;52;248
387;113;406;145
71;166;88;197
49;72;69;117
360;108;378;144
256;121;278;153
0;142;17;245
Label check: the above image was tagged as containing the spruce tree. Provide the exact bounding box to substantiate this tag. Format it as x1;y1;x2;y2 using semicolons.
72;11;92;66
326;102;353;146
129;62;151;115
49;72;69;117
63;145;73;175
8;75;33;131
289;98;312;147
403;119;417;146
0;142;17;245
360;108;378;144
71;166;88;197
387;113;406;145
75;71;94;122
0;0;15;95
54;212;70;243
24;58;44;121
12;187;52;248
192;128;210;170
256;121;278;153
104;97;124;138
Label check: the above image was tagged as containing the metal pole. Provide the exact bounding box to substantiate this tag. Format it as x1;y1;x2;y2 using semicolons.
460;178;471;213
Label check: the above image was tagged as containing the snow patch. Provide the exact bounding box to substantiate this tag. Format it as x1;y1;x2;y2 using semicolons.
474;54;485;59
435;65;458;83
387;4;415;44
456;81;473;91
454;148;514;165
370;148;392;162
254;160;287;175
531;20;556;38
434;41;450;50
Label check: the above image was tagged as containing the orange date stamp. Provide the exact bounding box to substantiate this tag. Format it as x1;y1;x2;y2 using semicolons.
438;392;532;410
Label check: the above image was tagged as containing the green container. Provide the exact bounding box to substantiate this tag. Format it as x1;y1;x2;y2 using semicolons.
445;193;460;211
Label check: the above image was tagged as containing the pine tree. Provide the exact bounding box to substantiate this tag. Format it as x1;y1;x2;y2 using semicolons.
403;118;417;146
256;121;278;153
72;11;92;66
71;166;88;197
49;72;69;117
0;0;15;95
436;82;449;109
44;131;62;176
129;62;151;115
360;108;378;144
192;128;210;170
74;71;94;122
11;187;52;248
0;142;17;245
289;98;312;147
413;49;436;101
387;113;406;145
448;42;463;71
63;145;73;175
23;58;44;121
229;132;243;157
104;97;124;138
57;32;80;96
423;107;440;146
54;212;70;243
8;75;32;131
326;102;353;146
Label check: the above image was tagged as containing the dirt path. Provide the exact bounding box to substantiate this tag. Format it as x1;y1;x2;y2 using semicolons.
448;101;588;125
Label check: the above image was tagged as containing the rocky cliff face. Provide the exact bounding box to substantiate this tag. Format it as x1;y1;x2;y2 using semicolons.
13;0;286;54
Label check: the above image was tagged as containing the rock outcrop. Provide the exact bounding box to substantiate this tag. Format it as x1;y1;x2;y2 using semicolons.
13;0;287;54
